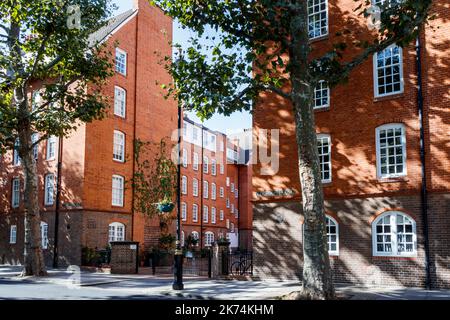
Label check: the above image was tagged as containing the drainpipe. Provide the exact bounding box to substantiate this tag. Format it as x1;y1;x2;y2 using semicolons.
200;126;204;251
416;35;432;290
52;137;63;269
131;8;139;242
236;158;241;250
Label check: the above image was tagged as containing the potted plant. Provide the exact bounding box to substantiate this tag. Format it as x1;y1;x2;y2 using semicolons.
217;236;231;246
157;197;175;213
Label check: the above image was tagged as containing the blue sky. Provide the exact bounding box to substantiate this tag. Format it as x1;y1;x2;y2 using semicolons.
113;0;252;134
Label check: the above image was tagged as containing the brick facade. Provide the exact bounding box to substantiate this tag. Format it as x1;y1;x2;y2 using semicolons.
0;0;177;266
252;0;450;288
180;117;251;250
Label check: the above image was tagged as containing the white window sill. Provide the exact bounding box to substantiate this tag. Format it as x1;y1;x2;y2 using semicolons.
372;253;418;258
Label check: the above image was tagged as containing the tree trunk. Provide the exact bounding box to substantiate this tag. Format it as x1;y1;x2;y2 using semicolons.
17;97;47;277
289;1;335;300
9;14;47;277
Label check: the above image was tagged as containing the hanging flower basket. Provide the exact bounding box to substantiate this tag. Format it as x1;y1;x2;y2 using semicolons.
157;202;175;213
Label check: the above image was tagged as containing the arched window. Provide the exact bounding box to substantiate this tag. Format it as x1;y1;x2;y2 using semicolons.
326;216;339;256
191;231;199;246
372;211;417;257
109;222;125;242
205;232;214;247
192;204;198;222
181;202;187;221
303;215;339;256
193;178;199;197
182;176;187;194
113;131;125;162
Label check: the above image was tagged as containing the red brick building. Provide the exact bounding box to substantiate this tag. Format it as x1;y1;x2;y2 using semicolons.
252;0;450;288
180;117;252;251
0;0;177;266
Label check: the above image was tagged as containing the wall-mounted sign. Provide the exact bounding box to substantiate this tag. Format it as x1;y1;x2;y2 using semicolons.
255;188;297;198
62;202;82;209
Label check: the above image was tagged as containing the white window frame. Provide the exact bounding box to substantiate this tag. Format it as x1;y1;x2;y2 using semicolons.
46;136;57;161
193;178;199;197
317;134;332;183
211;183;216;200
203;156;209;174
203;181;209;199
32;133;39;160
373;0;400;9
192;204;199;222
11;178;20;208
220;163;224;174
13;139;21;166
193;152;199;171
220;187;224;198
114;86;127;118
314;80;330;109
226;177;230;187
182;148;188;167
44;173;55;206
231;182;235;193
226;198;230;208
373;45;404;98
231;204;234;214
203;206;209;223
115;47;127;75
181;202;187;221
182;121;187;137
182;176;188;195
191;231;199;245
112;175;124;207
205;232;214;247
113;130;125;162
193;127;199;141
211;207;216;224
326;216;339;256
211;160;217;176
308;0;329;39
372;211;417;257
109;222;125;242
40;221;48;249
32;90;42;111
220;210;224;221
10;225;17;244
376;123;407;179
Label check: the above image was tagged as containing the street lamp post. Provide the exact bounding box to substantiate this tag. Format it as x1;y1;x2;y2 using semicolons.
172;99;184;290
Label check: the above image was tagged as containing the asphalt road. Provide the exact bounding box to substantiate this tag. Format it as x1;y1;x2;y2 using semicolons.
0;278;173;300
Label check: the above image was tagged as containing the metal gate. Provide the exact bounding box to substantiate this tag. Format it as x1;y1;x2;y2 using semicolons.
222;251;253;276
183;250;212;277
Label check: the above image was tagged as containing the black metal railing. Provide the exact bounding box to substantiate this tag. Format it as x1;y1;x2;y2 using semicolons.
223;251;253;276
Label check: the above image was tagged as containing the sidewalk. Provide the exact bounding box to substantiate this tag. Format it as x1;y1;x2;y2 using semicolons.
1;266;450;300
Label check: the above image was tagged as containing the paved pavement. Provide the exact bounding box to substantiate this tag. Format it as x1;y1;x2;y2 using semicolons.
1;266;450;300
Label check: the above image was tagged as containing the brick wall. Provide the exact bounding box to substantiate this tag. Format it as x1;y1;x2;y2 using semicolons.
251;0;449;288
253;194;450;288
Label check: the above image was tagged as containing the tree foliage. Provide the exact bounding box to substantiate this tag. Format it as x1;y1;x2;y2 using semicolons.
151;0;433;299
0;0;115;152
0;0;116;276
132;138;178;217
153;0;433;119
